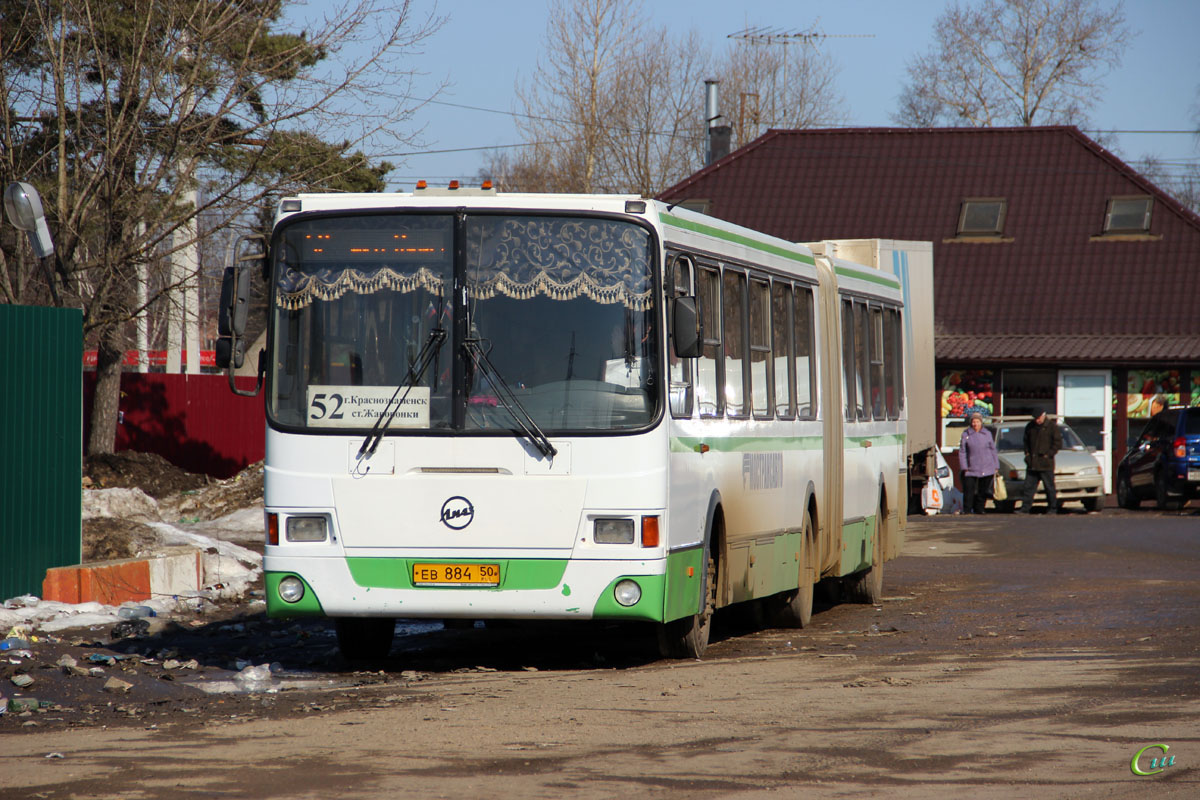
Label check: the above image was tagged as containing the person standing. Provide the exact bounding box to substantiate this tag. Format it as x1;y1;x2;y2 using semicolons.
1017;409;1063;514
959;412;999;514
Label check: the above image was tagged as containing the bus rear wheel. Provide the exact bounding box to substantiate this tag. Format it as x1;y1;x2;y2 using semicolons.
657;552;715;659
771;511;815;628
845;498;885;605
335;617;396;661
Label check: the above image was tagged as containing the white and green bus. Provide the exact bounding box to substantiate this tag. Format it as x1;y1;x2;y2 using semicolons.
217;186;908;660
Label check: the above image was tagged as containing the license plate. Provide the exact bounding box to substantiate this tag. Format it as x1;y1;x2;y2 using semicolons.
1189;469;1200;482
412;563;500;586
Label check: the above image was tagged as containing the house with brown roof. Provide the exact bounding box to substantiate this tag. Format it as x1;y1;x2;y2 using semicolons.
657;126;1200;496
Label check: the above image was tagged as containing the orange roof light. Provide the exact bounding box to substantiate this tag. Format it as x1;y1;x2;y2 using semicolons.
481;179;493;190
448;180;460;190
415;180;427;190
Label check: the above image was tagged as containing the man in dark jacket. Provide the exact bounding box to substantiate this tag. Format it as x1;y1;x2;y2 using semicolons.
1017;410;1063;513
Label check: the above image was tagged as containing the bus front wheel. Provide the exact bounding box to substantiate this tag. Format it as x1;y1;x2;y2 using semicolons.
657;552;715;659
335;617;396;661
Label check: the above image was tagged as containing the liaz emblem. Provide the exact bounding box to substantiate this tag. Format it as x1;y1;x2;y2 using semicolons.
440;496;475;530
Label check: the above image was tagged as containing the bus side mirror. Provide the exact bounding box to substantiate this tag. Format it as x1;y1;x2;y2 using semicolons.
671;296;701;359
216;233;267;396
218;265;251;338
215;335;245;370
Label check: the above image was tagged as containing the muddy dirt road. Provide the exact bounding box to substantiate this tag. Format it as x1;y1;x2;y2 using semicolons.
2;509;1197;798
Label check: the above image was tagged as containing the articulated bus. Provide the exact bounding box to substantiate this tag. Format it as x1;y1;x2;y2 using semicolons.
217;187;908;659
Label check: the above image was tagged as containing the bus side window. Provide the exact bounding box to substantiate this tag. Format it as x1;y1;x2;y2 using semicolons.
854;301;871;420
869;306;885;419
841;298;856;422
884;306;901;419
697;266;722;417
669;253;695;419
772;282;794;419
795;286;815;419
723;269;747;417
750;277;772;418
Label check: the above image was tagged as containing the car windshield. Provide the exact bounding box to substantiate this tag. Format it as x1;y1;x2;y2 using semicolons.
266;212;658;434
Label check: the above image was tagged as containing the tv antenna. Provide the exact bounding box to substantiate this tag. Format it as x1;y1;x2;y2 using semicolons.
728;24;875;48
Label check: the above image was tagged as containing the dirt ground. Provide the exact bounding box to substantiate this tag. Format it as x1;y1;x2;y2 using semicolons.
80;452;263;561
2;508;1197;798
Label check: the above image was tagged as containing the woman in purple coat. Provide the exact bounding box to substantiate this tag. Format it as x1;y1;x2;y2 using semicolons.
959;412;1000;514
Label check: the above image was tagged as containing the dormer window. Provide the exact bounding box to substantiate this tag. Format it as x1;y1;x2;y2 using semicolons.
957;199;1007;236
1104;196;1152;234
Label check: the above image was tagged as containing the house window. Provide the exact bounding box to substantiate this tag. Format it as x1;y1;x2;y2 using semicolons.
957;199;1007;236
1104;196;1152;233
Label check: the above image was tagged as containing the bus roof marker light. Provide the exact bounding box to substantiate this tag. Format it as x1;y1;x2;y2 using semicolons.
624;200;646;214
280;199;301;213
448;180;460;190
415;180;427;190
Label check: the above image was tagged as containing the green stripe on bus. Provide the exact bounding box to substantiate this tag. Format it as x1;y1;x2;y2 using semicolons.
845;433;907;447
671;436;825;453
660;213;816;265
671;433;904;453
265;572;325;618
834;265;901;288
346;558;568;590
592;573;668;622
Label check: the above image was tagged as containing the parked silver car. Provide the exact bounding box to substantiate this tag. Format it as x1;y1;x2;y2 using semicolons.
990;416;1105;512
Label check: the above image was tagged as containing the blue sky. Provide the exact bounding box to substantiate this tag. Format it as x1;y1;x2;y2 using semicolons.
290;0;1200;191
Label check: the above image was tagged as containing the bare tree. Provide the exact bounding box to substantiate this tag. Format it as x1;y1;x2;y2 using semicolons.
496;0;641;193
0;0;444;455
716;36;846;149
893;0;1133;127
1136;155;1200;215
486;3;843;196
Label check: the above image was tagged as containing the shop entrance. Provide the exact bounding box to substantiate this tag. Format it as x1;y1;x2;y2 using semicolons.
1058;370;1112;494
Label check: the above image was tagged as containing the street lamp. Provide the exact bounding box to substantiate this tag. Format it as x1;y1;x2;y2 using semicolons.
4;182;55;258
4;181;61;305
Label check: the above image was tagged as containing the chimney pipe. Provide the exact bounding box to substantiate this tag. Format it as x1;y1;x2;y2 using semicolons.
705;80;719;166
704;80;732;166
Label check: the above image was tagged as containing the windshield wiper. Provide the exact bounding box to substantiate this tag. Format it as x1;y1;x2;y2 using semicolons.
463;336;558;459
356;327;447;460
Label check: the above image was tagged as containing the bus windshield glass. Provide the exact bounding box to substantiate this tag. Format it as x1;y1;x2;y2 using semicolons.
267;212;658;434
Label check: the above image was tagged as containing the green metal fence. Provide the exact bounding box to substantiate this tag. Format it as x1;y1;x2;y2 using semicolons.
0;305;82;601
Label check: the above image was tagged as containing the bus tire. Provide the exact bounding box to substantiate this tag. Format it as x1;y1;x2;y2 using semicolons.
845;498;885;605
335;617;395;661
771;511;815;628
657;548;716;659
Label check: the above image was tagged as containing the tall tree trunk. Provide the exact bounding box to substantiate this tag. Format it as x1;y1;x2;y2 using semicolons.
86;321;125;456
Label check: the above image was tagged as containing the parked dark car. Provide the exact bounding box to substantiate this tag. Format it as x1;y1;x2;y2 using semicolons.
1116;406;1200;509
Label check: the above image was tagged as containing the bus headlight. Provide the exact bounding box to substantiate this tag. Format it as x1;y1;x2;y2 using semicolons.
287;516;328;542
278;576;305;603
614;579;641;607
594;518;634;544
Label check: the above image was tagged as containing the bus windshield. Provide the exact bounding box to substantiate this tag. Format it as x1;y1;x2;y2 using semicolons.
267;212;658;435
